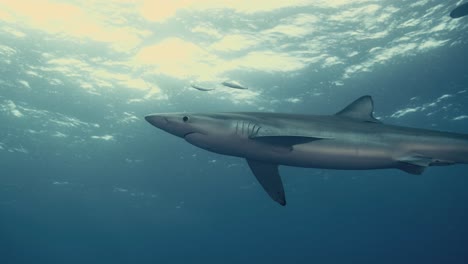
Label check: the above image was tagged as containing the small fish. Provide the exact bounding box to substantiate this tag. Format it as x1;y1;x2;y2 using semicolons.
450;2;468;18
221;80;248;90
190;84;214;91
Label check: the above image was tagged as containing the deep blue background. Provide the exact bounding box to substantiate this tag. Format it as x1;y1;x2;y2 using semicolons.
1;1;468;264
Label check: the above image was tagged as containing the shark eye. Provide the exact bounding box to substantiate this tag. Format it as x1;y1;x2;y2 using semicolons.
182;116;189;122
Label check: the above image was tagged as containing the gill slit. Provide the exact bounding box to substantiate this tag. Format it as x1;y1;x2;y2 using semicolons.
235;120;261;137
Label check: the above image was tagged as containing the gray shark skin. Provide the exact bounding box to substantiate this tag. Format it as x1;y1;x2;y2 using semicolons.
145;96;468;206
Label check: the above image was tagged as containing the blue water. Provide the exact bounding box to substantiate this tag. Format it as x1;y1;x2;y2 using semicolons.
1;1;468;263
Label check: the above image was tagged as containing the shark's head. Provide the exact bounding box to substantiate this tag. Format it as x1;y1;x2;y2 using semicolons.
145;113;237;152
145;113;195;138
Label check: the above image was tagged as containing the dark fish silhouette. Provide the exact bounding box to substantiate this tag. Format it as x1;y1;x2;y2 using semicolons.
190;84;214;91
450;2;468;18
221;80;248;90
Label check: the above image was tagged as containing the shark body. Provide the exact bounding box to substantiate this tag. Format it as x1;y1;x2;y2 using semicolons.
145;96;468;205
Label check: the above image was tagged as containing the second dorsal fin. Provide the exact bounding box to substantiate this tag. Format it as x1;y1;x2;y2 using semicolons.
335;95;381;123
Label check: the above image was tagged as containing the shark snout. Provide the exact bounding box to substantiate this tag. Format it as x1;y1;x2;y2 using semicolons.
145;115;168;128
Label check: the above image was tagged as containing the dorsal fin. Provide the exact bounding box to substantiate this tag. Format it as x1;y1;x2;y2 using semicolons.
335;95;381;123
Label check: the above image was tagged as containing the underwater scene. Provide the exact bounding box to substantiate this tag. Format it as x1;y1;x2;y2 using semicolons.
1;1;468;263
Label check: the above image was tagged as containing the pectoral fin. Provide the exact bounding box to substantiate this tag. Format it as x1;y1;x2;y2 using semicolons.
246;159;286;206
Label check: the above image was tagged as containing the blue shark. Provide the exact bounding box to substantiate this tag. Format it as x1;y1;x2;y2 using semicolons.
145;96;468;205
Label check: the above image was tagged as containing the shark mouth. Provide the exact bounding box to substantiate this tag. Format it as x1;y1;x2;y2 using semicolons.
183;132;212;151
183;132;200;138
183;132;208;141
